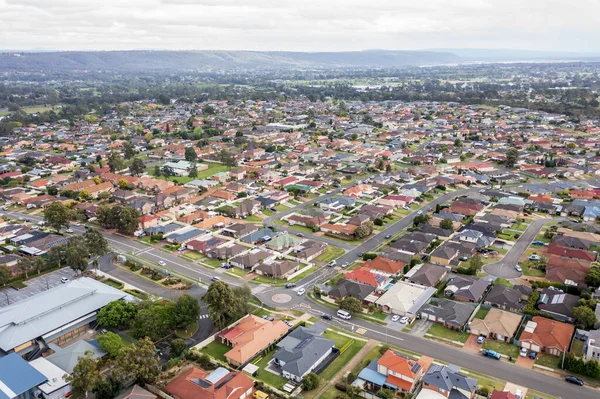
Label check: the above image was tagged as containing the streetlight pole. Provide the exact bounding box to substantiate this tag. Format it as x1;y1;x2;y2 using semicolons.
562;346;566;369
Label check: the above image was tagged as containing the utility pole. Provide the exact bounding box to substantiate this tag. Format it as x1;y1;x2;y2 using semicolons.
562;346;566;369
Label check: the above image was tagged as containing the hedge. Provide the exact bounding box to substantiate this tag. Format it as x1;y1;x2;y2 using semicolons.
339;339;354;354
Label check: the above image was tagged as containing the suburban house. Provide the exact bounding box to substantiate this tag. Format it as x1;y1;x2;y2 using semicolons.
362;257;405;277
419;364;477;399
469;308;522;342
218;315;289;367
229;250;273;270
166;367;254;399
537;288;580;323
328;279;376;303
344;267;389;291
273;324;334;383
254;260;300;279
483;284;532;313
403;263;448;287
519;316;575;357
375;281;436;318
420;299;477;331
354;349;427;395
294;240;327;261
207;243;246;260
584;329;600;362
489;390;518;399
445;276;490;303
222;223;258;238
429;245;459;266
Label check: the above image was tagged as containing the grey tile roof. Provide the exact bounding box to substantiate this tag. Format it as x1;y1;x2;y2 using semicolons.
421;364;477;399
274;326;335;378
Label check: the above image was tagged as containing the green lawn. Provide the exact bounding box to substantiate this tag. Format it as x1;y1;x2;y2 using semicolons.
202;258;223;268
316;246;345;263
511;223;529;231
370;312;388;321
534;234;553;244
275;204;290;211
322;330;352;349
262;209;275;216
273;219;287;227
245;215;262;222
519;261;546;277
252;307;271;318
426;324;469;343
535;354;561;370
181;251;204;260
226;268;246;278
571;340;585;356
101;278;124;289
482;340;519;358
117;331;138;346
196;163;229;179
254;351;289;389
474;308;489;319
175;321;199;339
320;340;366;381
200;341;231;362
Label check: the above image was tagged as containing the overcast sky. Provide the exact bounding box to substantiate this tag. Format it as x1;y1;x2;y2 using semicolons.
1;0;598;52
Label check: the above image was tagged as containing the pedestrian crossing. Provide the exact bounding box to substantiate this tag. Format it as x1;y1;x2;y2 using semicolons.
199;314;210;319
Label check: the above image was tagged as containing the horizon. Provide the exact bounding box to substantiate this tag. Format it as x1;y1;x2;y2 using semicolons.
1;0;599;52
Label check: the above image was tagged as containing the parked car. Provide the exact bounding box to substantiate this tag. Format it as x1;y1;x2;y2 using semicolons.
341;262;349;268
211;276;221;282
399;316;409;324
529;351;538;360
519;347;528;357
459;255;469;261
515;265;522;272
477;336;485;344
385;234;392;239
321;314;333;320
60;277;70;284
285;283;297;288
391;315;400;322
65;228;74;233
528;255;541;261
297;288;306;296
328;260;337;267
358;252;364;257
532;241;546;246
416;210;422;215
565;376;584;386
482;350;501;359
296;233;304;238
158;260;167;266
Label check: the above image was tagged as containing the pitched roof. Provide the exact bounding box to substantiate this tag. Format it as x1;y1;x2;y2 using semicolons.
519;316;574;350
377;349;422;379
166;367;254;399
274;326;335;378
0;353;47;399
421;364;477;395
469;308;522;338
362;257;405;274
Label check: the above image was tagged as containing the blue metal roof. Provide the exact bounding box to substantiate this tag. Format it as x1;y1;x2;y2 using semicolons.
0;353;47;399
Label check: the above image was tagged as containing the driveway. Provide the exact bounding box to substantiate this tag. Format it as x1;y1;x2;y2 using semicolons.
515;355;536;369
484;218;556;278
464;334;484;354
408;319;432;337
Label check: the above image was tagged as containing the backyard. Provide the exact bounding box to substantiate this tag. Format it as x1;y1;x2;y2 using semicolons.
200;340;231;362
254;350;290;389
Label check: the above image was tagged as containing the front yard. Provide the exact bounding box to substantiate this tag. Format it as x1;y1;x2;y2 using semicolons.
426;324;470;343
535;354;561;370
316;246;345;263
482;340;519;358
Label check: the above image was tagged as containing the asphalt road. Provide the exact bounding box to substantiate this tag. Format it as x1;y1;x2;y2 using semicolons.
483;218;558;278
301;301;596;399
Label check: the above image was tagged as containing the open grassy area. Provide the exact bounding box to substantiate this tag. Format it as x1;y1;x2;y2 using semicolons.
426;324;469;343
273;219;287;227
196;162;229;179
316;246;345;263
181;251;204;261
175;321;199;339
322;330;352;348
571;339;585;356
275;204;290;211
101;278;124;289
289;224;316;234
254;351;289;389
200;340;231;362
244;215;262;222
519;260;546;277
226;267;246;278
482;340;519;358
262;209;275;216
535;354;561;370
474;308;490;319
320;339;366;381
202;257;223;268
511;223;529;231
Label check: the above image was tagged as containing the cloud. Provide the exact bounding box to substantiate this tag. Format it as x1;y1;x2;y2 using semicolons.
0;0;598;52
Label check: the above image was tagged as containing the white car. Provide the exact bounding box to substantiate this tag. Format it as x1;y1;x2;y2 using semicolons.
61;277;70;284
341;262;349;268
519;347;528;357
65;228;74;233
515;265;522;272
158;260;167;266
416;210;422;215
528;255;541;261
399;316;410;324
297;288;306;296
391;315;400;322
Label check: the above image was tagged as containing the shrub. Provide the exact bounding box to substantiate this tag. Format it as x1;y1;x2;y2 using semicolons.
170;339;187;358
303;373;320;390
379;345;390;355
362;253;378;261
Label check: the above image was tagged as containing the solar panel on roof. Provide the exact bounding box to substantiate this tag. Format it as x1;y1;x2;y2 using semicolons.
214;374;236;390
411;363;421;373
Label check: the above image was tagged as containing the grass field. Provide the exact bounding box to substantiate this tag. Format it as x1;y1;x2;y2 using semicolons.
200;341;231;362
427;324;470;343
316;246;345;263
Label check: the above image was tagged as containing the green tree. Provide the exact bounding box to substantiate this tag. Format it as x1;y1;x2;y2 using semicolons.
162;165;175;178
378;389;395;399
354;222;374;239
44;201;72;232
122;142;136;159
585;266;600;288
573;305;597;329
218;149;237;169
47;186;58;196
66;237;91;274
469;254;484;273
97;332;124;357
440;218;453;230
113;337;160;385
108;152;125;173
185;147;197;163
65;351;102;399
202;281;248;329
129;158;146;176
97;300;138;329
92;377;122;399
173;294;201;329
505;148;519;168
188;166;198;178
339;297;363;314
0;265;11;286
132;301;175;340
17;256;44;279
47;243;70;269
170;338;187;358
153;165;161;177
84;228;109;267
302;373;320;390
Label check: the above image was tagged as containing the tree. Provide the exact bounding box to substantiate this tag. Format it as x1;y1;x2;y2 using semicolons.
505;148;519;168
354;222;374;239
218;149;237;169
0;265;11;286
113;337;160;385
97;205;140;235
469;254;484;273
162;165;175;178
97;300;138;329
129;158;146;176
47;186;58;196
65;351;102;399
84;228;109;266
66;237;91;274
108;152;125;173
117;179;129;190
122;142;136;159
153;165;161;177
302;373;320;390
440;218;453;230
92;377;122;399
47;243;70;269
339;297;363;314
170;338;187;358
79;190;92;201
203;281;248;329
97;332;124;357
585;266;600;288
378;389;395;399
44;201;72;232
173;294;201;329
385;164;392;174
185;147;197;163
573;305;598;329
188;166;198;178
413;214;431;226
132;300;175;340
17;256;42;279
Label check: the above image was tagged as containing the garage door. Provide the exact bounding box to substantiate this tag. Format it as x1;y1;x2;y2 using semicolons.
428;314;436;321
531;344;541;352
521;342;530;349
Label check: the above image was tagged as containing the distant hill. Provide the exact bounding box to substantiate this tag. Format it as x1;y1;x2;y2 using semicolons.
0;50;460;72
427;48;600;62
